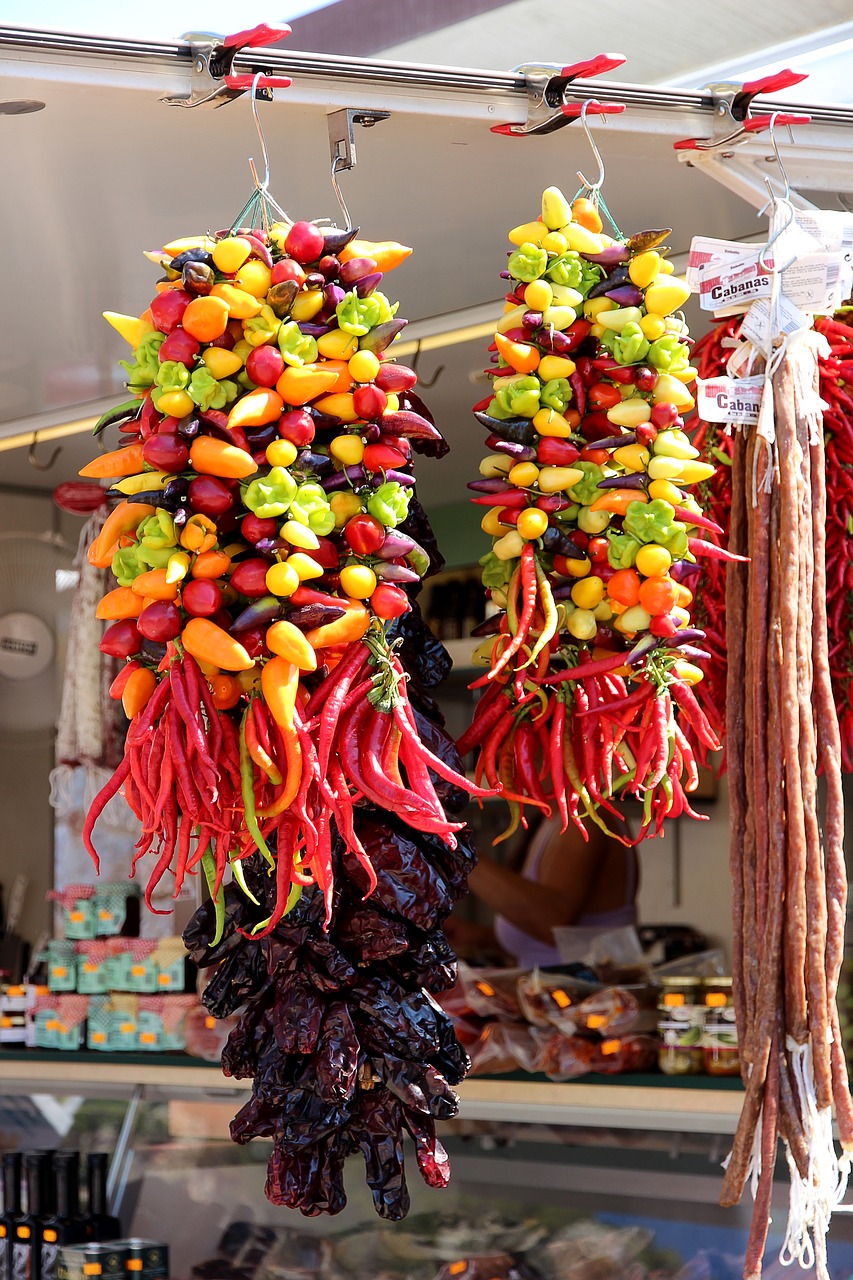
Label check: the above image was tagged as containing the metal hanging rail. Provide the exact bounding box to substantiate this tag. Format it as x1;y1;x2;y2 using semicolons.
5;23;853;130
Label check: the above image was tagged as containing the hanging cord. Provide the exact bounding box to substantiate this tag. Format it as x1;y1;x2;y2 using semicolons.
229;72;292;235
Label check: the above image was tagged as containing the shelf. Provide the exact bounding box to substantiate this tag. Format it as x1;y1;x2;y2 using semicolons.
0;1055;744;1134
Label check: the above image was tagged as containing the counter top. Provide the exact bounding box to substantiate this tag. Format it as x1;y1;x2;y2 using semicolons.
0;1052;744;1133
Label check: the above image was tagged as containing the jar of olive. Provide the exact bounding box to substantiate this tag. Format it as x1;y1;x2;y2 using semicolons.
702;977;740;1077
657;976;705;1075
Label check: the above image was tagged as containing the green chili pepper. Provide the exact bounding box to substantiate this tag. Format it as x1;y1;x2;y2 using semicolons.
243;466;297;519
200;845;225;947
540;377;573;413
277;320;318;368
507;242;548;283
239;711;275;870
119;330;164;389
367;481;411;527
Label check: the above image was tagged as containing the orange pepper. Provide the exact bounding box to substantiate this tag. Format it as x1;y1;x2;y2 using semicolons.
675;582;694;608
208;673;242;710
338;239;413;272
130;568;179;600
79;442;145;479
571;197;604;234
87;501;155;566
313;391;358;422
494;331;540;375
191;549;231;579
261;655;300;730
182;295;230;343
256;722;302;818
122;666;157;719
589;489;649;515
606;569;642;608
276;364;339;407
320;360;354;394
95;586;145;620
638;576;679;616
182;618;254;672
302;601;370;649
180;514;217;553
190;434;258;479
226;388;283;431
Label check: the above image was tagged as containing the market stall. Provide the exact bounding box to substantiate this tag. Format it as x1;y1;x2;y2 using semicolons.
1;21;853;1280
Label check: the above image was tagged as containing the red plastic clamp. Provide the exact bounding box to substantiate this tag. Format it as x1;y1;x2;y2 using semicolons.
674;67;810;152
492;54;626;137
217;23;292;92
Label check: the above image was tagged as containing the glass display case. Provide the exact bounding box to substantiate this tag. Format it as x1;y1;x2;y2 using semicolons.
2;1058;853;1280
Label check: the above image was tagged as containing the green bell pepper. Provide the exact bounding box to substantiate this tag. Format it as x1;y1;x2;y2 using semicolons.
508;242;548;283
277;320;318;368
243;305;281;349
119;331;165;390
611;322;650;366
647;334;691;373
606;531;642;570
188;367;230;411
494;375;541;419
243;466;297;519
336;290;382;337
623;498;688;556
540;377;573;414
287;482;335;536
367;481;411;527
567;461;606;506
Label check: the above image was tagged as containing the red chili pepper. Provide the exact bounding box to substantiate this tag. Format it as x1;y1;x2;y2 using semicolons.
470;543;537;689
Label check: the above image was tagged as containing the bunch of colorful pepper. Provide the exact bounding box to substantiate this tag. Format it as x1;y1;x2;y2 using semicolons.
689;311;853;770
82;217;491;928
460;185;731;840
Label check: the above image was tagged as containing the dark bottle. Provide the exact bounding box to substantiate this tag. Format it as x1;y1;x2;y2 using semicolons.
40;1154;86;1280
0;1153;22;1280
84;1157;120;1243
11;1153;50;1280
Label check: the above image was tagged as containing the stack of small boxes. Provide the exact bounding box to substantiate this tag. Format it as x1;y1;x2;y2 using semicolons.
0;882;201;1054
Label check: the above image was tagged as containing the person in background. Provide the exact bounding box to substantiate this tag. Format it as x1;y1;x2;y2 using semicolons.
447;811;639;969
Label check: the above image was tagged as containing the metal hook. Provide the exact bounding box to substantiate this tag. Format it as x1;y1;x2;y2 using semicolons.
411;341;445;389
248;72;270;195
758;113;797;272
576;99;607;193
330;154;353;232
28;433;61;472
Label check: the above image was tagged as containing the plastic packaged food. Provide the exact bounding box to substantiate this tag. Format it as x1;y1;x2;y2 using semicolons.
701;977;740;1077
657;976;705;1075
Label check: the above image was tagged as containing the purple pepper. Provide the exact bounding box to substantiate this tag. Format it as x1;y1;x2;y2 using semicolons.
323;283;346;310
606;284;644;307
596;473;647;490
373;530;416;560
355;272;383;298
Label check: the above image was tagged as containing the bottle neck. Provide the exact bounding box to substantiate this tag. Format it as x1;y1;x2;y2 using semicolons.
24;1158;46;1219
53;1156;80;1221
86;1158;108;1217
2;1156;21;1217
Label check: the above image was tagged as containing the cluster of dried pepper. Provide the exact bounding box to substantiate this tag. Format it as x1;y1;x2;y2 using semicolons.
722;344;853;1280
461;185;730;841
183;606;475;1220
81;215;488;1213
690;311;853;767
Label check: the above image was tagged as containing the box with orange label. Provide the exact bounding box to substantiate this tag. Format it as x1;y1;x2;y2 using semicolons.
151;939;190;995
92;883;141;939
111;940;157;993
86;996;113;1051
34;995;88;1050
137;996;198;1052
48;884;97;941
46;941;78;992
74;942;111;995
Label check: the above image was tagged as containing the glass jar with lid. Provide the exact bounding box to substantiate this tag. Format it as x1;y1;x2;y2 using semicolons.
702;977;740;1077
657;976;705;1075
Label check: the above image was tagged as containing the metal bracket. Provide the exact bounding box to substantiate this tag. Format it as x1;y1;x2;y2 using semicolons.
162;24;291;109
491;54;626;137
327;107;390;173
674;68;810;154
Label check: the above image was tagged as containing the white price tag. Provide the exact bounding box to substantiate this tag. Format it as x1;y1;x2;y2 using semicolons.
686;236;762;289
739;295;810;353
793;209;853;260
696;375;764;425
781;253;850;311
698;250;773;313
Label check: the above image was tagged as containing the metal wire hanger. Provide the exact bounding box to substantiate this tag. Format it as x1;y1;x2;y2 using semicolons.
573;99;624;241
229;72;292;234
758;112;797;272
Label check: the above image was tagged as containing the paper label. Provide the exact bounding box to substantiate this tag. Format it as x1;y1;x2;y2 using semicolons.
686;236;762;289
698;249;773;313
781;253;850;311
793;209;853;259
739;295;810;353
696;376;764;425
